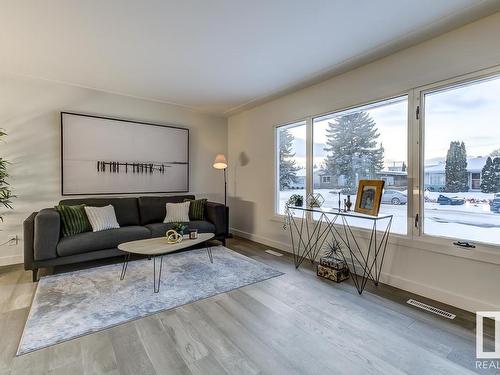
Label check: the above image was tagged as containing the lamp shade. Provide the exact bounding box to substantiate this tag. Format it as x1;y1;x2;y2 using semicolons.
213;154;228;169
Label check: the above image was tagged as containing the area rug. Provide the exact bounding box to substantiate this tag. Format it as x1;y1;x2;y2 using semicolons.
17;246;283;355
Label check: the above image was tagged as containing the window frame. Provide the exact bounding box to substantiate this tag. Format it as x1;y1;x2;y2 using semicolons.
416;66;500;252
273;64;500;264
471;173;481;191
274;94;412;237
311;94;411;237
274;119;308;216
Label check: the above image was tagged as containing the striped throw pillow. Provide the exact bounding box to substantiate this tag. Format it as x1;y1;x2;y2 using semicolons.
184;198;207;220
54;204;92;237
84;205;120;232
164;201;190;223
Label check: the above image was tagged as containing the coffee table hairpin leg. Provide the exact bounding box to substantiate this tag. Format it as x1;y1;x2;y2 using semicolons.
120;253;131;280
205;241;213;263
153;255;164;293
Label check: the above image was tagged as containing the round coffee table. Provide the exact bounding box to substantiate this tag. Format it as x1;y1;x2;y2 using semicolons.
118;233;215;293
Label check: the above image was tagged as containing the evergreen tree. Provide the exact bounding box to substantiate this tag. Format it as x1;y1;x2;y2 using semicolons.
279;129;300;190
490;148;500;158
444;141;468;192
494;157;500;192
480;157;496;193
323;111;384;194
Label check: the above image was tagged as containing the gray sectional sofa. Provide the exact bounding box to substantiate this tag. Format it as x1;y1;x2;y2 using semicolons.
23;195;226;281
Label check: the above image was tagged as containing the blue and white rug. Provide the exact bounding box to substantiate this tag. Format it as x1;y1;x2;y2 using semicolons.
17;246;283;355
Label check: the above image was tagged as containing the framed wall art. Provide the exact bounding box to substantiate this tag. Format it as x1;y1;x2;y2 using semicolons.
61;112;189;195
354;179;385;216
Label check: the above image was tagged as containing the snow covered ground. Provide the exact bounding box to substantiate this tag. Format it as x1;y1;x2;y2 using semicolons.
279;189;500;245
425;190;494;204
423;190;500;244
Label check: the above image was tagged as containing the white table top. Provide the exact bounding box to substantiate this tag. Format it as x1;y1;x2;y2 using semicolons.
118;233;215;255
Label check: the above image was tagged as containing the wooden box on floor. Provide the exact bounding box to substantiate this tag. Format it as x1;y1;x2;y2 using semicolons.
317;264;349;283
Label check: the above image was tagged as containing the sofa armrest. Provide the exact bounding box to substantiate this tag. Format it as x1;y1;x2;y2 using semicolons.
23;212;37;270
33;208;61;261
206;202;227;237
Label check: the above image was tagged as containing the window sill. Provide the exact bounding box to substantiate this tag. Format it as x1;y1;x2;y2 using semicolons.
271;213;500;266
400;235;500;266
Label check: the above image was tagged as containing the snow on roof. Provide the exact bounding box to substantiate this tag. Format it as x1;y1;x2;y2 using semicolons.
296;168;320;177
376;170;407;176
296;168;306;177
467;157;489;172
424;157;488;173
424;163;445;173
309;156;489;176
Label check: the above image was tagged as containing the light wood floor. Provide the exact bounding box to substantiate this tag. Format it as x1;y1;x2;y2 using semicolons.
0;237;492;375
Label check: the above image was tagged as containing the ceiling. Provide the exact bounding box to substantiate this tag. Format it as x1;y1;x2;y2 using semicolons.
1;0;499;116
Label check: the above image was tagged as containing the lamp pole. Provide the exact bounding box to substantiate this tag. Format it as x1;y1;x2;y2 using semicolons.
213;154;230;240
224;167;230;237
224;167;227;207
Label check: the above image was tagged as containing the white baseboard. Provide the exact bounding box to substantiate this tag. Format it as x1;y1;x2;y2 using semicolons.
377;270;499;312
230;227;291;252
230;227;499;313
0;254;23;267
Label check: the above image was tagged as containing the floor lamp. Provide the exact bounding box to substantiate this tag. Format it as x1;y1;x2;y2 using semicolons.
213;154;230;237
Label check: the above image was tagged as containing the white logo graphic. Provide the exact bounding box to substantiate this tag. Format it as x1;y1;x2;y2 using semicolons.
476;311;500;359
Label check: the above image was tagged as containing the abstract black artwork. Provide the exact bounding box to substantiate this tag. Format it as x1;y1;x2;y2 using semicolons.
96;161;181;174
61;112;189;195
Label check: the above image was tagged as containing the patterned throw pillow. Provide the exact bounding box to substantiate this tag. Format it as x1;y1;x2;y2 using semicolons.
164;201;190;223
84;205;120;232
54;204;92;237
184;198;207;221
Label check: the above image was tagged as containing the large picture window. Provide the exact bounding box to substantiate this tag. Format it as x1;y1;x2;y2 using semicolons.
276;121;306;215
422;75;500;245
274;69;500;250
313;96;408;234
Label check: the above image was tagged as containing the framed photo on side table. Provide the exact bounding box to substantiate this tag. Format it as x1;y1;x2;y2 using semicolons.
354;179;385;216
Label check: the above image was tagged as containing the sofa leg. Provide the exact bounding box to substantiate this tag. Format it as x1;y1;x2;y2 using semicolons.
32;269;38;282
222;238;227;247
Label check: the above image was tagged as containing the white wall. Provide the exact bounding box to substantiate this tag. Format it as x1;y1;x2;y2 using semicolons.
0;74;227;266
227;12;500;312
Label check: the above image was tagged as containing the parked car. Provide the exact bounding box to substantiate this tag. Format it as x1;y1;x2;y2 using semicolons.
381;190;407;205
437;194;465;205
490;193;500;213
424;185;445;192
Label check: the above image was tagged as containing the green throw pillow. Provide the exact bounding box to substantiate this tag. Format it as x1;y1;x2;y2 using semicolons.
55;204;92;237
184;198;207;221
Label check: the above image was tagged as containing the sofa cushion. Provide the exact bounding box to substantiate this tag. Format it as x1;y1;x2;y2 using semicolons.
145;221;215;238
184;198;207;220
85;205;120;232
56;226;151;257
54;204;92;237
164;202;190;223
138;195;195;225
59;197;140;227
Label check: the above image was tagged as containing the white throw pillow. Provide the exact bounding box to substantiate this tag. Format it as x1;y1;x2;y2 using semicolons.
164;201;190;223
84;205;120;232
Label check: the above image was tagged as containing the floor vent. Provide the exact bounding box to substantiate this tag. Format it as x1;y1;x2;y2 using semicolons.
265;249;283;257
406;299;456;319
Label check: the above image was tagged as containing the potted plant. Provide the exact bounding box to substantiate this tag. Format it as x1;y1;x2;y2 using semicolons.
0;130;14;222
324;239;343;259
320;239;347;270
171;222;188;235
318;239;349;283
286;194;304;207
